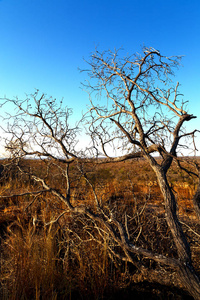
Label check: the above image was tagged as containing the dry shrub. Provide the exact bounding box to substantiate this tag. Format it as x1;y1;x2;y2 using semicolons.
0;209;125;299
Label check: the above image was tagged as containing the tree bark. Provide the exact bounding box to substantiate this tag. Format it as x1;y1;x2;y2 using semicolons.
193;171;200;221
153;166;200;299
178;264;200;300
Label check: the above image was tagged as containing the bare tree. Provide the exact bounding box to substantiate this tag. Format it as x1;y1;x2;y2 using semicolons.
82;47;200;299
1;47;200;299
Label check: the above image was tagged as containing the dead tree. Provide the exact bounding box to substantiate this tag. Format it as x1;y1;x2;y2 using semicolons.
1;47;200;298
82;47;200;299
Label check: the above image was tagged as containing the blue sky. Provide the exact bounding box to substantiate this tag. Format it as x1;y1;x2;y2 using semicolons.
0;0;199;154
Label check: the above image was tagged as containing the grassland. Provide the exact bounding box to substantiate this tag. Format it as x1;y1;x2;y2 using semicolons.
0;158;199;299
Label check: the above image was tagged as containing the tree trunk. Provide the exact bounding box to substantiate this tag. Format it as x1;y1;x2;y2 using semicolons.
193;171;200;220
178;264;200;300
154;166;200;299
154;167;191;261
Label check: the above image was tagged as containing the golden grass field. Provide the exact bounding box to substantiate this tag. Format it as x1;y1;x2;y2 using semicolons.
0;158;199;299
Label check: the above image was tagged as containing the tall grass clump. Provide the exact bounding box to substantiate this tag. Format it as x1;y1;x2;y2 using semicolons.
0;218;67;299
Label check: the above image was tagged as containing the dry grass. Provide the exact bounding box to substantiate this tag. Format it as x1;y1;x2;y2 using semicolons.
0;158;199;299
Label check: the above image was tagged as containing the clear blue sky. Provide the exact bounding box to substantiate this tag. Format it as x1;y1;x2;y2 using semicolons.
0;0;199;153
